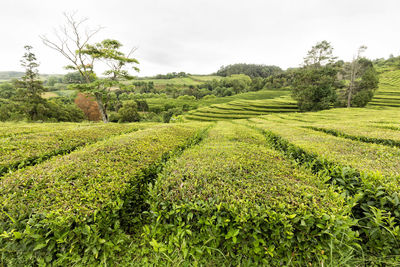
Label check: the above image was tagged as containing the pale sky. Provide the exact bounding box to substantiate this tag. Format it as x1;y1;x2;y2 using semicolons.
1;0;399;76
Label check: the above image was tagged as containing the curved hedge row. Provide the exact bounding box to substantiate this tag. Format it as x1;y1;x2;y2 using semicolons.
143;122;357;265
305;126;400;148
0;123;208;266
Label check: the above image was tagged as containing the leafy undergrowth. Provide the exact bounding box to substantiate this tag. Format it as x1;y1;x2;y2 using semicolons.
0;123;210;266
139;122;357;266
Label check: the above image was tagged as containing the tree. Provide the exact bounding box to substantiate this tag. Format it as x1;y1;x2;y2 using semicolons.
46;76;61;87
63;72;86;84
13;45;46;120
292;67;338;111
74;92;101;121
223;74;252;94
76;39;139;122
118;100;140;122
216;63;282;78
303;40;337;67
344;46;379;107
292;41;339;111
41;13;139;122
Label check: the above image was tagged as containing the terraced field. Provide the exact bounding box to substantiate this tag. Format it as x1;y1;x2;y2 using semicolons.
185;95;297;121
137;75;222;89
1;106;400;265
369;69;400;108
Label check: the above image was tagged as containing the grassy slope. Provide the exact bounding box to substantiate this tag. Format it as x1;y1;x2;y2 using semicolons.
185;91;296;121
369;68;400;108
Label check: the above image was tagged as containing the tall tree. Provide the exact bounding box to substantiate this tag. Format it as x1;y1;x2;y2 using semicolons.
41;13;139;122
77;39;139;122
344;46;378;107
303;40;337;68
292;41;339;111
40;12;101;83
14;45;46;120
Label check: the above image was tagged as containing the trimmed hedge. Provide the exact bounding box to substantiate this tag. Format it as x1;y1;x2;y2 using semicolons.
0;123;208;266
305;126;400;148
143;122;357;265
246;120;400;262
0;123;154;176
0;122;92;138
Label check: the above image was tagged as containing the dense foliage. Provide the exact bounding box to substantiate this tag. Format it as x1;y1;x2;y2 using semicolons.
144;122;356;265
291;41;378;111
292;66;338;111
0;47;85;122
216;63;282;78
0;123;207;266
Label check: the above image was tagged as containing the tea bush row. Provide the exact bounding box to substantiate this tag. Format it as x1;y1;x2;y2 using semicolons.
0;123;154;176
0;123;208;266
142;122;357;265
244;120;400;262
305;126;400;148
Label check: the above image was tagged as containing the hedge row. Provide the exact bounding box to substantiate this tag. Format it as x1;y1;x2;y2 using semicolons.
143;122;357;265
0;122;93;138
0;123;154;176
0;123;209;266
250;118;400;178
245;120;400;262
305;126;400;148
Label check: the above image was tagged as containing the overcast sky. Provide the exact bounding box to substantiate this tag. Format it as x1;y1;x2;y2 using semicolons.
1;0;399;76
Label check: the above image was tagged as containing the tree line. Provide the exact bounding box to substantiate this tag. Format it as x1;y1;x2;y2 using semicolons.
292;41;379;111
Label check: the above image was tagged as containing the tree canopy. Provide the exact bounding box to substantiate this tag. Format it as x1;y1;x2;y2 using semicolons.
216;63;282;78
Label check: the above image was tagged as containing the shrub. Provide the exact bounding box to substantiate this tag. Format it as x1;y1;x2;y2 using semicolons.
118;101;141;122
143;122;357;265
0;123;207;266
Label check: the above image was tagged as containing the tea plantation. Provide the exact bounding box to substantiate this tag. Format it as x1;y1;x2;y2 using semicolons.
1;71;400;266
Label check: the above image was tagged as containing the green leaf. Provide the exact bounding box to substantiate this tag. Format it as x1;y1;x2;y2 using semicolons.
33;243;47;251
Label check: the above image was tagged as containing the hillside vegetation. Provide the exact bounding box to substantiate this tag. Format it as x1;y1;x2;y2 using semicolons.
369;69;400;108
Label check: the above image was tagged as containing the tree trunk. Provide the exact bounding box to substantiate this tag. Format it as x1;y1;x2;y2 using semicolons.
347;84;352;108
347;61;356;108
95;93;109;123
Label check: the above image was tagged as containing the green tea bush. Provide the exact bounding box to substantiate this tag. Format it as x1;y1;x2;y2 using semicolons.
143;122;357;265
0;123;208;266
0;123;148;176
247;122;400;261
305;126;400;148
